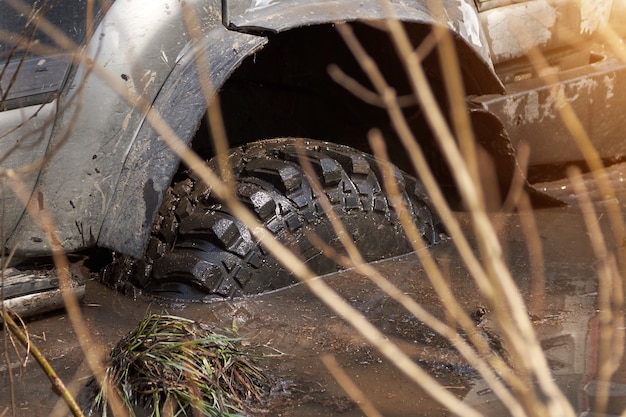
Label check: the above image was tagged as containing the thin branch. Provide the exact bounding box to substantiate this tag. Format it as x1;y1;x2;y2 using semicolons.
322;355;385;417
0;310;85;417
568;166;624;416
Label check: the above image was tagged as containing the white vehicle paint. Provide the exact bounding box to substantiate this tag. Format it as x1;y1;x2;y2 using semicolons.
580;0;613;35
6;0;223;254
481;0;557;64
455;0;483;48
478;0;615;65
249;0;278;11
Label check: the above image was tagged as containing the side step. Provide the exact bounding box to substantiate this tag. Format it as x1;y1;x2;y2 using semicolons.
1;265;86;319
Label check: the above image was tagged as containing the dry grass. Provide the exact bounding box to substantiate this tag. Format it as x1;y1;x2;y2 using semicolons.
91;313;270;417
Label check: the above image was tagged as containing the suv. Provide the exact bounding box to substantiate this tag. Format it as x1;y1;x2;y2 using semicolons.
1;0;623;303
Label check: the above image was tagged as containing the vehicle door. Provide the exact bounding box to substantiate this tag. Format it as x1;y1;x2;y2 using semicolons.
0;0;93;243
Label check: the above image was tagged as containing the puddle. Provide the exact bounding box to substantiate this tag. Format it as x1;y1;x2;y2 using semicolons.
2;169;626;416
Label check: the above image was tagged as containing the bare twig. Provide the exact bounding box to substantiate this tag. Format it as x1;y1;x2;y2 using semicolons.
322;355;384;417
293;131;524;414
0;310;85;417
367;14;574;415
4;170;128;417
568;166;624;416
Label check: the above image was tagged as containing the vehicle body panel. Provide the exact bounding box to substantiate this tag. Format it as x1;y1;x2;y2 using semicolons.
478;0;614;65
97;27;266;258
0;0;93;243
610;0;626;37
3;0;509;258
0;54;66;241
472;55;626;166
226;0;500;90
471;0;626;168
0;54;71;110
0;101;56;239
6;0;224;255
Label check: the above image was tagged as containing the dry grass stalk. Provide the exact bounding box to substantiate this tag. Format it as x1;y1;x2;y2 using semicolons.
0;310;85;417
322;355;384;417
568;166;625;416
334;18;551;415
293;129;523;414
92;313;270;417
372;13;575;415
3;165;128;417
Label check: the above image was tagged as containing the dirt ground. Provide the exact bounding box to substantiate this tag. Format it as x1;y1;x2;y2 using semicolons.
3;163;626;416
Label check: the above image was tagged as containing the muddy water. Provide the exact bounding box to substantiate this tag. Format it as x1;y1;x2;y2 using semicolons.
2;167;626;416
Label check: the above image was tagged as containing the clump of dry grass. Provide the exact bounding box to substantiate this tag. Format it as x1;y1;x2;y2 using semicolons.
91;313;271;417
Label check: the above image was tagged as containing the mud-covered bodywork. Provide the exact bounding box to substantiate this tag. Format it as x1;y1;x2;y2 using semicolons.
0;0;502;259
98;0;508;259
474;56;626;167
3;1;214;256
473;0;626;169
476;0;614;64
0;0;624;261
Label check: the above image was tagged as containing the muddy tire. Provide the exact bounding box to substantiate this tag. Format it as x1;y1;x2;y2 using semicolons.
133;138;440;300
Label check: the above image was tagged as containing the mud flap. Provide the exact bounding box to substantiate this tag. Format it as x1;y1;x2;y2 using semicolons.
469;105;565;207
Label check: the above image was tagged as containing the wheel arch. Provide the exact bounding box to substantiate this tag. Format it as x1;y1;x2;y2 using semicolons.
97;27;267;258
99;0;505;258
227;0;505;94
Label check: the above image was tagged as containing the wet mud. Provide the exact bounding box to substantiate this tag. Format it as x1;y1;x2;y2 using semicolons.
3;163;626;416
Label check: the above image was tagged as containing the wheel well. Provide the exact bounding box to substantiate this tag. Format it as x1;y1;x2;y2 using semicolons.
191;21;487;188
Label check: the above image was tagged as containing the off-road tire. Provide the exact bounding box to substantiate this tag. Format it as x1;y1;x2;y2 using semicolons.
128;138;441;300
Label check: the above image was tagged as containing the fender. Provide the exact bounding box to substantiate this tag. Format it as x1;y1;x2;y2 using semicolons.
226;0;505;94
10;0;504;257
7;0;228;256
98;27;266;258
99;0;506;258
